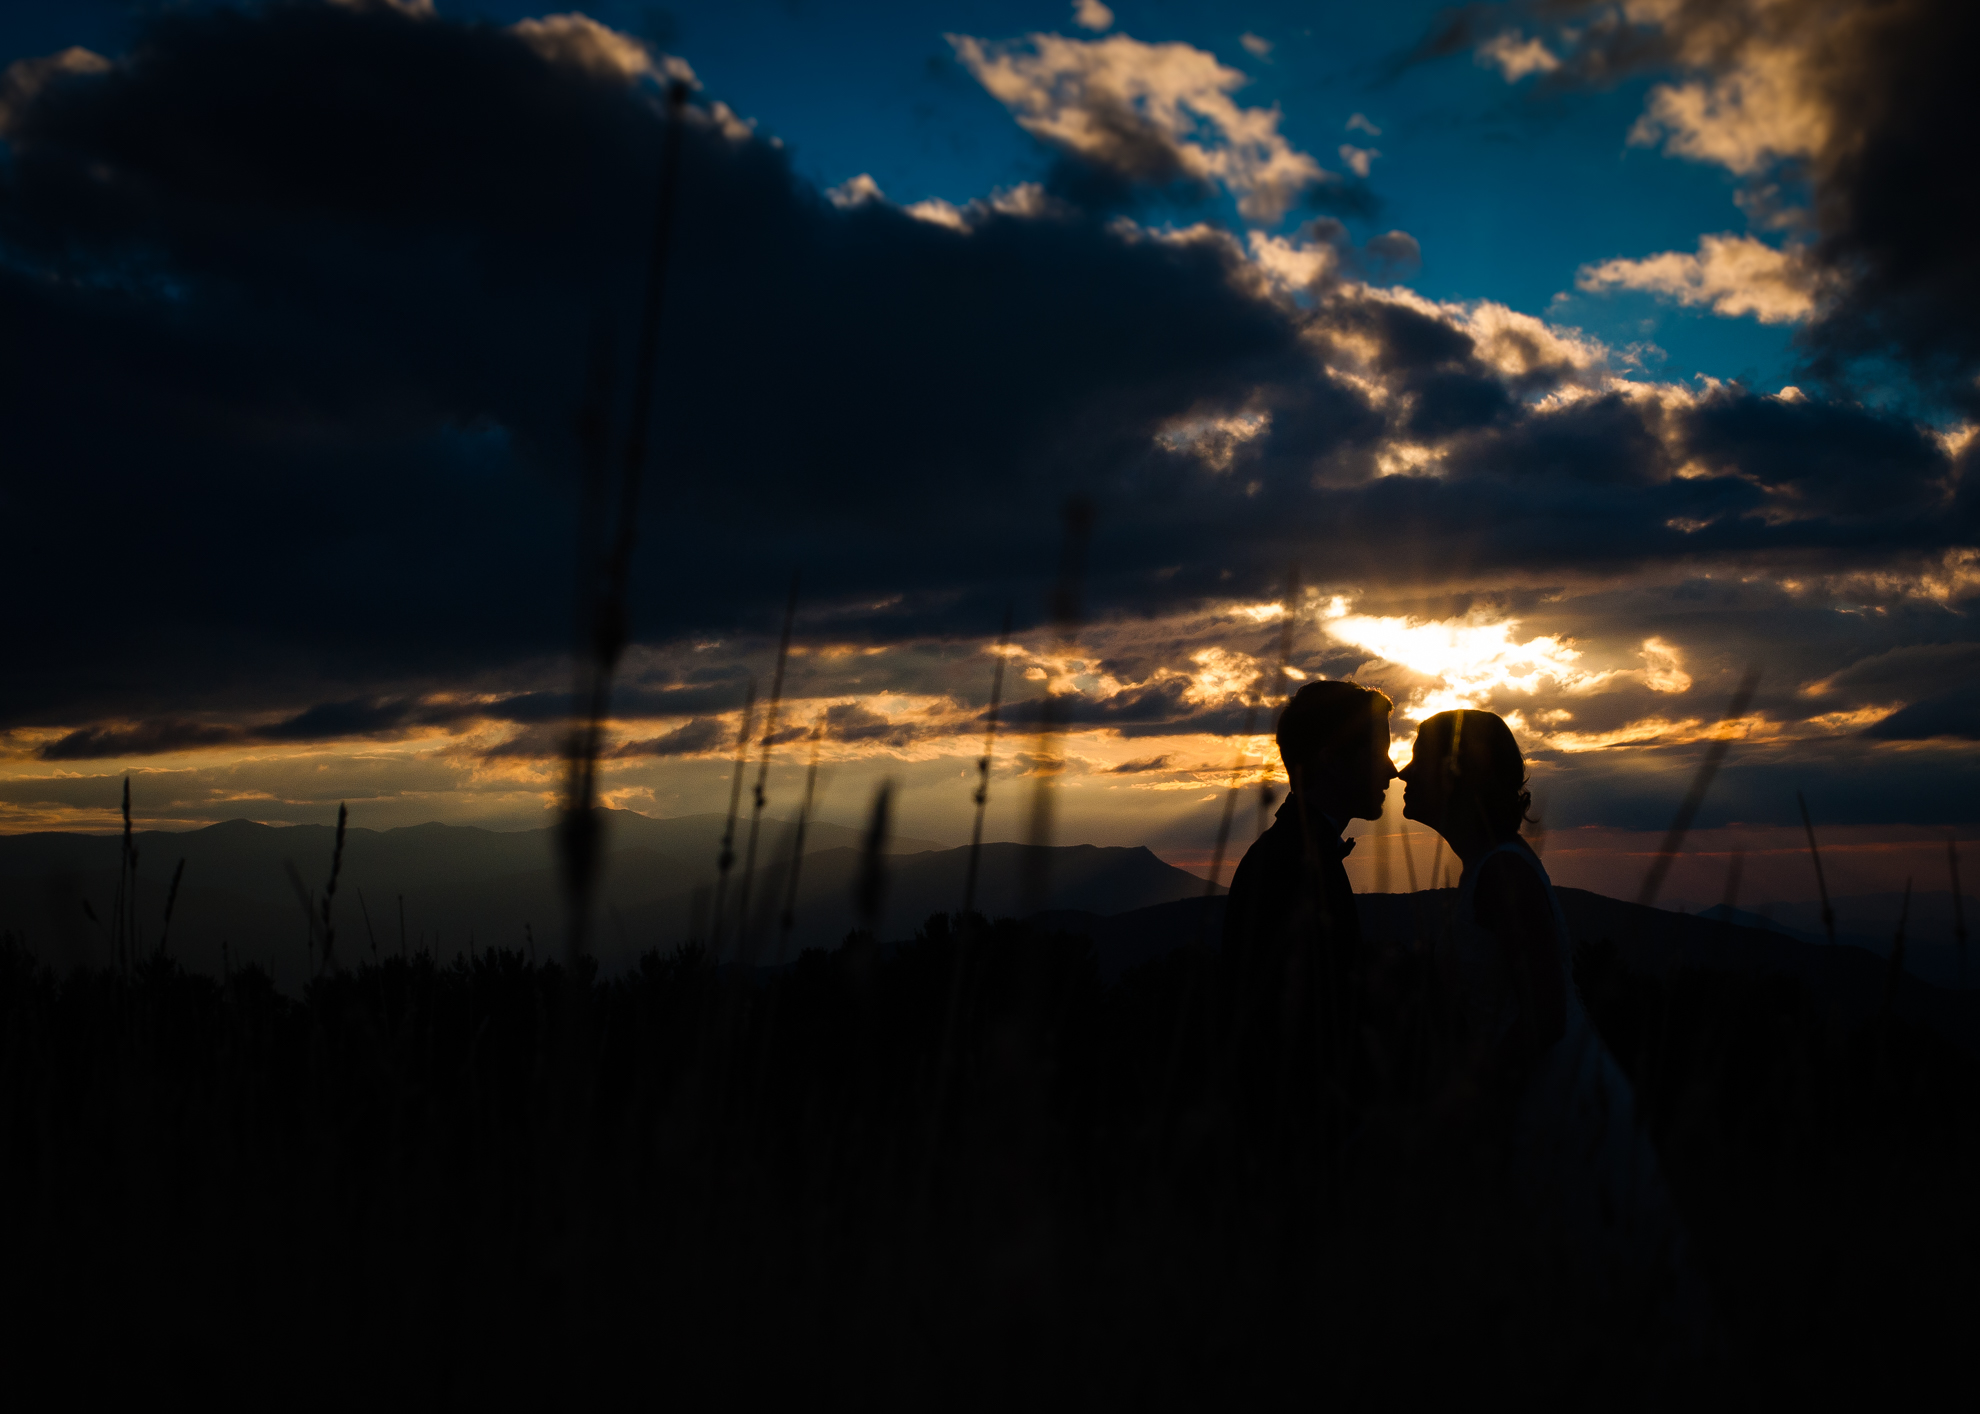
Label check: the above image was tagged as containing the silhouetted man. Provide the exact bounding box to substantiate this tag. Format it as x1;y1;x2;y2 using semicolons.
1220;679;1396;1146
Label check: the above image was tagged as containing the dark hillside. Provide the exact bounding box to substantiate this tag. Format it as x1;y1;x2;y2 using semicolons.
3;885;1975;1404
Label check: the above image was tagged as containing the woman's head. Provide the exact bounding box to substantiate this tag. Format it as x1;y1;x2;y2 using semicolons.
1399;710;1531;841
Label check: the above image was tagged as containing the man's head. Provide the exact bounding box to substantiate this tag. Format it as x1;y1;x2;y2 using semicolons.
1275;680;1396;823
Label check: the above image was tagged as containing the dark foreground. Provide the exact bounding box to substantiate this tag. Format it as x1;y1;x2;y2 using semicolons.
2;916;1975;1408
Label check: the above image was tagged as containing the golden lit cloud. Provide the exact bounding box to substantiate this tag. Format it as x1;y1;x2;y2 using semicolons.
1577;233;1817;323
949;29;1327;222
1320;602;1617;719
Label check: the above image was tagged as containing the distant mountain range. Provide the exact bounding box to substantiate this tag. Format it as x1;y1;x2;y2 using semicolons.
0;811;1210;988
4;813;1974;1052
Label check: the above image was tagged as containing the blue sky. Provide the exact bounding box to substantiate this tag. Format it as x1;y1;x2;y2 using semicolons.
545;0;1797;388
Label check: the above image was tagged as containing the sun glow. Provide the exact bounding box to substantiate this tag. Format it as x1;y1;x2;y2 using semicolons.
1322;609;1614;718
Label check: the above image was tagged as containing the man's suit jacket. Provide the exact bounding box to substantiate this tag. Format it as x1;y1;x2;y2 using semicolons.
1219;794;1362;1124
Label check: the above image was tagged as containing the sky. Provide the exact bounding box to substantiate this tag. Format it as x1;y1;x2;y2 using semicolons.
1;0;1975;906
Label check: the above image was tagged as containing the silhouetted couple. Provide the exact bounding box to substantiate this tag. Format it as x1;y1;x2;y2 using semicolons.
1221;680;1705;1347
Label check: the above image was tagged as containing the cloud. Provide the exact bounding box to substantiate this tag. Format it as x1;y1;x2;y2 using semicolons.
1576;233;1818;323
823;702;918;746
1073;1;1114;33
1337;144;1379;179
826;172;885;208
1345;113;1381;137
1861;690;1980;741
948;29;1328;221
40;721;250;760
1110;754;1176;773
1431;0;1980;412
1240;34;1272;60
0;45;108;134
1319;604;1616;721
1475;30;1559;82
509;12;694;88
609;717;728;757
1806;642;1980;702
1626;34;1827;176
37;696;492;758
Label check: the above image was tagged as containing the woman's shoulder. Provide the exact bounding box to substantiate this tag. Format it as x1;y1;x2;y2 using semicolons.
1471;841;1552;930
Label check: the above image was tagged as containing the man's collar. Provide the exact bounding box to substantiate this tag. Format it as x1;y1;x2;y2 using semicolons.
1279;793;1346;840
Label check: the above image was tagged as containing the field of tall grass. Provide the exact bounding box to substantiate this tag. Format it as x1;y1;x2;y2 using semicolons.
2;897;1973;1405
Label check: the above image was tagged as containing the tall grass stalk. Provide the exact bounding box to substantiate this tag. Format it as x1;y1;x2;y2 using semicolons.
1719;850;1745;924
1797;790;1838;948
855;782;893;935
775;720;824;966
736;574;800;965
932;609;1016;1186
158;858;185;959
1020;497;1095;919
1634;668;1759;1109
115;776;134;977
1636;667;1760;908
557;78;691;968
319;803;347;973
709;681;757;955
961;609;1012;920
1202;566;1298;918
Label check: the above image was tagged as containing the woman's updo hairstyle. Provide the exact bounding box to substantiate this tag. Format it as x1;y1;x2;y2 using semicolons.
1415;709;1533;838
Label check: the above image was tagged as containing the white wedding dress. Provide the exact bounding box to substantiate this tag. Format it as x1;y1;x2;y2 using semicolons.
1445;839;1708;1340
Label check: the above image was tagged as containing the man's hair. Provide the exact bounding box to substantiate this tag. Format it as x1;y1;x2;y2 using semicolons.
1275;680;1393;768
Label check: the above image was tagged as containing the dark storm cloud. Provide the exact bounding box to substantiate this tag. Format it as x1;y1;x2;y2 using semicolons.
1679;389;1954;521
0;1;1306;728
1804;1;1980;409
33;680;759;758
1862;694;1980;743
608;716;727;757
823;702;917;747
1541;736;1980;830
1000;684;1255;740
1813;643;1980;701
37;694;479;758
39;720;250;760
0;0;1972;756
1330;298;1513;436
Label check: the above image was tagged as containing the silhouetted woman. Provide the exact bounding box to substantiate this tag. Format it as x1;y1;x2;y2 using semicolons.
1399;709;1706;1344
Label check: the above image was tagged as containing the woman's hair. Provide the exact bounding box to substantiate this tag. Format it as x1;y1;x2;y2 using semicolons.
1414;709;1533;837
